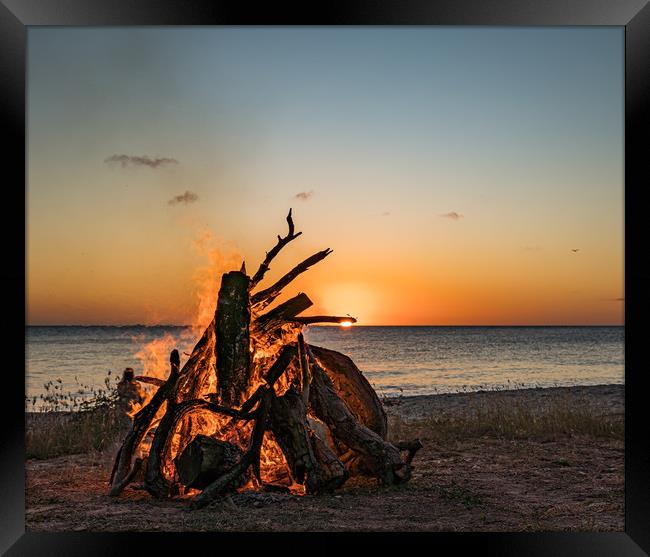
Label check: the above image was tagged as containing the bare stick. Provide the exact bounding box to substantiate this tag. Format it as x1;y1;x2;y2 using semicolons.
297;333;311;406
252;293;312;334
237;386;265;415
292;316;357;325
134;376;165;387
264;345;298;386
251;248;333;310
109;458;143;497
109;350;181;496
249;208;303;290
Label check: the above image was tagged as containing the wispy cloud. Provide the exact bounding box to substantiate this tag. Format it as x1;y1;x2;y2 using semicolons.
381;211;390;216
168;190;198;206
294;190;314;201
105;154;179;168
521;245;542;252
440;211;463;220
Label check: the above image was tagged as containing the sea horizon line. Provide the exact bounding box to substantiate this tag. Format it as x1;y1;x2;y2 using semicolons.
26;323;625;328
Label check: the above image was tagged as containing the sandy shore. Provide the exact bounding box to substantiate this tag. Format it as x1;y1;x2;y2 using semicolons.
383;383;624;420
26;384;624;532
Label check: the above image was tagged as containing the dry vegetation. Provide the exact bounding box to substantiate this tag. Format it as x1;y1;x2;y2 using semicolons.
386;387;624;443
26;374;125;459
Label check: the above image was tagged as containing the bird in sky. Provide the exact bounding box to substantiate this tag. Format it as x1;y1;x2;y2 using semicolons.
571;249;580;252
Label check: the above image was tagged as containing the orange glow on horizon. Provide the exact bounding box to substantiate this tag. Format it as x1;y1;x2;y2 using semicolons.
26;210;624;327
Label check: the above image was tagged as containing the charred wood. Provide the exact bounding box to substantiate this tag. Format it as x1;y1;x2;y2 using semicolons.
269;386;347;494
306;347;404;485
189;345;297;509
176;435;246;491
109;349;181;496
253;293;312;334
190;391;272;510
297;333;311;406
216;271;251;406
309;345;387;439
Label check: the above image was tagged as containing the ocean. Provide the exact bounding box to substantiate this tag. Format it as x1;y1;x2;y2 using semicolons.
25;326;624;406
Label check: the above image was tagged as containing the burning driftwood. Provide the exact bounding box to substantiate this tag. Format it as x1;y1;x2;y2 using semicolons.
109;210;422;508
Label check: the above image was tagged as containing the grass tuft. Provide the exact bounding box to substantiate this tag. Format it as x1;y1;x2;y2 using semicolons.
387;392;623;443
26;373;126;459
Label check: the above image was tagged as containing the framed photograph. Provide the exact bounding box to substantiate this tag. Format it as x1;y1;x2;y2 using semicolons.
3;1;649;555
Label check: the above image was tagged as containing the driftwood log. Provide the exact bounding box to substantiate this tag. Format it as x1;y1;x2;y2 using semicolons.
307;347;412;484
216;271;251;407
109;209;421;507
176;435;246;490
269;385;348;493
309;344;387;438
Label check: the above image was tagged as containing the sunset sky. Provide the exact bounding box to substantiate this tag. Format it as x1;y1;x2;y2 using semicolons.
27;27;624;326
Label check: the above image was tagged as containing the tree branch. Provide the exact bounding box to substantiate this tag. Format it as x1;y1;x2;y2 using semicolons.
251;248;333;310
252;293;312;332
249;208;303;290
297;333;311;406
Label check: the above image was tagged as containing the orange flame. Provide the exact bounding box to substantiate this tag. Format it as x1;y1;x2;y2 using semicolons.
191;229;243;333
134;332;181;380
130;230;242;408
127;228;306;492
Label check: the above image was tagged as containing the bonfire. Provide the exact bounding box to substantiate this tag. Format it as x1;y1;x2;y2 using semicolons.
109;210;422;509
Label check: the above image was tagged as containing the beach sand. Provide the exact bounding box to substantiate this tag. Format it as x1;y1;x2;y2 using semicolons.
25;384;623;532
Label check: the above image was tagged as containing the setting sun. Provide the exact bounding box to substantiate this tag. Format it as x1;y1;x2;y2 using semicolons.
340;321;353;328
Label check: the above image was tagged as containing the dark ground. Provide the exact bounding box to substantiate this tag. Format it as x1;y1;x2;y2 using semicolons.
26;385;624;532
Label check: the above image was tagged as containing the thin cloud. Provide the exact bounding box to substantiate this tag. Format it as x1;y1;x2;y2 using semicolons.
105;154;179;168
294;190;314;201
440;211;464;220
522;245;542;252
168;190;199;206
381;211;390;216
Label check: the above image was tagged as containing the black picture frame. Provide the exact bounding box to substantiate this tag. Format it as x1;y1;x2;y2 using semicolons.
3;1;648;555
